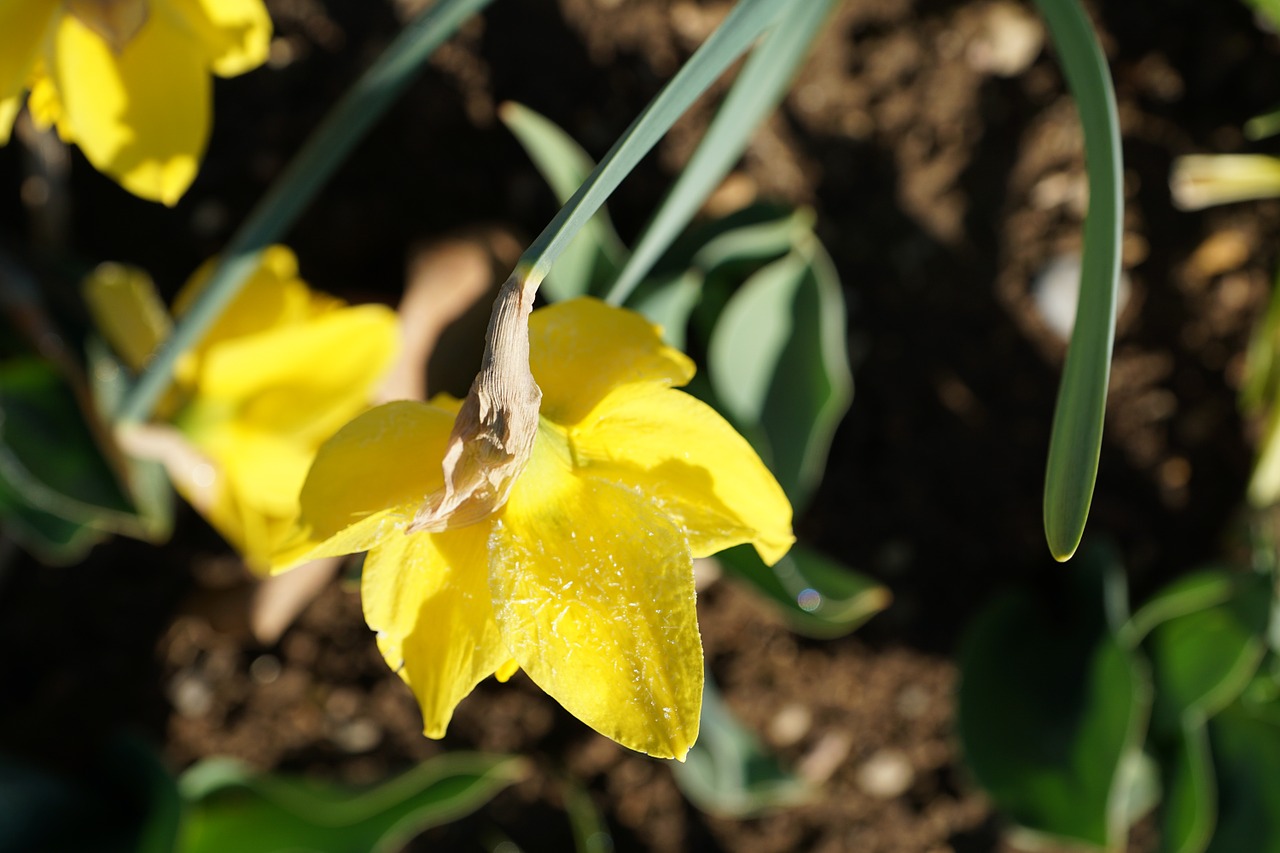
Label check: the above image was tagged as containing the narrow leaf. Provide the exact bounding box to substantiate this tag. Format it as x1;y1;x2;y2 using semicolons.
516;0;792;287
499;102;627;301
1036;0;1124;561
606;0;839;305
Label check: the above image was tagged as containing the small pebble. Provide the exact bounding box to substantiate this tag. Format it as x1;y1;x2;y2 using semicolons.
855;749;915;799
768;703;813;747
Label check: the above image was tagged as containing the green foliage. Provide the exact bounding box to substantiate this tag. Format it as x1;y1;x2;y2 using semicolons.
961;547;1280;852
672;672;811;817
177;754;530;853
0;357;166;563
718;544;889;639
958;545;1149;849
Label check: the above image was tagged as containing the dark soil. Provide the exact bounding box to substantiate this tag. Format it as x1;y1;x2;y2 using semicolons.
4;0;1280;850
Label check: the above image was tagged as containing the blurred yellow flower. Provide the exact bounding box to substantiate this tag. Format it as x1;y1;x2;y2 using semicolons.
85;246;400;571
277;298;794;760
1;0;271;205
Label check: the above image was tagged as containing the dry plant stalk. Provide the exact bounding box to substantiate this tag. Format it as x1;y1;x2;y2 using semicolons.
409;272;543;532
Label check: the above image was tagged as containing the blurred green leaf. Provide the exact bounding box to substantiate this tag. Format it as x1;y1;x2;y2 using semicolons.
1161;721;1216;853
1143;572;1271;736
1246;105;1280;141
672;673;810;817
606;0;839;304
0;358;146;542
718;544;889;639
1205;702;1280;852
958;547;1150;848
706;240;852;509
84;337;173;543
1036;0;1124;561
561;777;612;853
626;270;702;349
178;753;529;853
499;102;627;301
1244;0;1280;35
0;475;103;565
1124;570;1237;645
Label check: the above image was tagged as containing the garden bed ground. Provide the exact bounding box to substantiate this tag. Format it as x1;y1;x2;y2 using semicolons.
3;0;1280;850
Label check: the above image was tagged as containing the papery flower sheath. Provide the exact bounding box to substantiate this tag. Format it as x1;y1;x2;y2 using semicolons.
85;245;400;571
0;0;271;205
276;297;794;760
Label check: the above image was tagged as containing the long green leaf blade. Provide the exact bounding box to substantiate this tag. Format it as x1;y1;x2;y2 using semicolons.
517;0;791;287
605;0;839;305
1037;0;1123;561
116;0;495;425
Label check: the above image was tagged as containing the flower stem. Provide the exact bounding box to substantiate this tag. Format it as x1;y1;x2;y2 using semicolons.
115;0;495;425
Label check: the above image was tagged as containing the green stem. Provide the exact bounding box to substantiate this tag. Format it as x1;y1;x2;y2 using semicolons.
116;0;495;425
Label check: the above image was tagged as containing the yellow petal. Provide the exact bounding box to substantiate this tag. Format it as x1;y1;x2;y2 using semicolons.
194;304;400;442
65;0;148;53
0;94;19;145
168;0;271;77
175;246;311;348
297;400;454;545
0;1;58;104
490;427;703;760
363;523;509;737
81;262;172;372
50;11;207;204
197;421;313;518
572;384;794;565
529;297;694;426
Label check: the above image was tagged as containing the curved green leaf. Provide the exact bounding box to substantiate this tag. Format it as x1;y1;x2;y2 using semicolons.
1036;0;1124;561
178;753;530;853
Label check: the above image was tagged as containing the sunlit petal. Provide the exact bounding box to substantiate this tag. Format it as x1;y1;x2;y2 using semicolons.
169;0;271;77
572;384;794;565
364;524;509;737
490;428;703;760
0;1;58;104
51;11;207;204
193;304;399;443
297;401;455;544
529;297;694;426
0;95;19;146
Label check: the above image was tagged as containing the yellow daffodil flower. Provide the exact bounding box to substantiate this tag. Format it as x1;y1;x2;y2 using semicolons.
1;0;271;205
276;297;794;760
86;245;399;571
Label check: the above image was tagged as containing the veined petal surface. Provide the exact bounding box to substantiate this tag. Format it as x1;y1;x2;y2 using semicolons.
489;429;703;760
572;384;794;565
363;524;508;737
297;401;455;544
530;298;694;426
50;11;207;204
